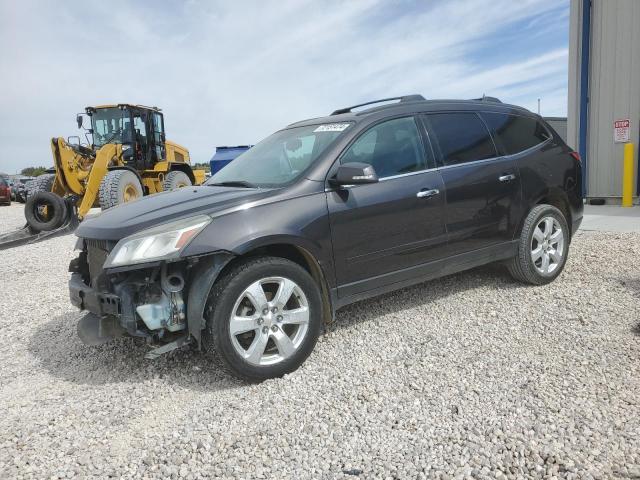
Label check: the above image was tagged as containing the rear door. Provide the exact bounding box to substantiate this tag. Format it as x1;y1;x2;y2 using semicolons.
424;112;522;255
327;116;447;297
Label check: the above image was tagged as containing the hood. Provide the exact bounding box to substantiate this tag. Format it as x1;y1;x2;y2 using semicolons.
76;185;273;240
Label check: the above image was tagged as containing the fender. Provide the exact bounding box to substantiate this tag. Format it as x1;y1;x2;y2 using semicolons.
186;252;234;348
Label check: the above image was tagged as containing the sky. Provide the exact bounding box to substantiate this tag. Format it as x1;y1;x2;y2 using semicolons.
0;0;570;173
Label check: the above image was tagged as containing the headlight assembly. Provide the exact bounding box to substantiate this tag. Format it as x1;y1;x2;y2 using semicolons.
104;215;211;268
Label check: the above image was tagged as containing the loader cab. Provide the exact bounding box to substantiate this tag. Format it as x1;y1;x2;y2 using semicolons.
87;104;166;170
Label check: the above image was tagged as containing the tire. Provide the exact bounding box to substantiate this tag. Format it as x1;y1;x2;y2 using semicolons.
24;191;67;232
98;170;143;210
27;174;55;199
507;204;570;285
202;256;322;382
163;171;192;191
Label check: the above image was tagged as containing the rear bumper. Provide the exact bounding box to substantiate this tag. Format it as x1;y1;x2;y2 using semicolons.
69;273;121;317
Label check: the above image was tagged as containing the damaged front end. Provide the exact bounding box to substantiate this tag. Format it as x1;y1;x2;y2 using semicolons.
68;217;232;358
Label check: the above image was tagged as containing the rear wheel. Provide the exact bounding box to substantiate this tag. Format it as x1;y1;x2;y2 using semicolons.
98;170;143;210
163;171;192;191
507;204;569;285
203;256;322;382
27;173;55;199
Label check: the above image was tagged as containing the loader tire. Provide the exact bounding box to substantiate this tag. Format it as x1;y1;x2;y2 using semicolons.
98;170;143;210
25;191;67;232
27;174;55;199
163;171;192;191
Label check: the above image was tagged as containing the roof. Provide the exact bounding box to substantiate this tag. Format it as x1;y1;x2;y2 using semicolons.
287;95;534;129
87;104;162;112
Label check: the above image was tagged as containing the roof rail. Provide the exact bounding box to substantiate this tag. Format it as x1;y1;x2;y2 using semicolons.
331;94;426;115
471;95;502;103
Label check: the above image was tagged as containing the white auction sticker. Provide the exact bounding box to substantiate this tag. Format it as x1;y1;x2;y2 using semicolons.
313;123;351;133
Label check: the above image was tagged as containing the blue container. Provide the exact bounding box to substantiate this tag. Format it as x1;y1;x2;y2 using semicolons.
209;146;252;175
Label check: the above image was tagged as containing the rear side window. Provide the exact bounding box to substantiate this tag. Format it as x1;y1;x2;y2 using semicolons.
480;112;550;155
341;117;427;178
426;113;497;166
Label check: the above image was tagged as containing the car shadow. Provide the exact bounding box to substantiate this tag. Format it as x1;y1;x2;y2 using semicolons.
328;263;527;332
27;310;243;392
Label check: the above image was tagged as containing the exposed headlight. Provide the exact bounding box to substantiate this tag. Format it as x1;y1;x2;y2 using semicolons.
104;215;211;268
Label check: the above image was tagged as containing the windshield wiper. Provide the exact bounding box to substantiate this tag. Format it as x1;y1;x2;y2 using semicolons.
208;180;256;188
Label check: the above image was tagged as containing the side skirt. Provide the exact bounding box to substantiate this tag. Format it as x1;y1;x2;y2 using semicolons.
333;240;518;309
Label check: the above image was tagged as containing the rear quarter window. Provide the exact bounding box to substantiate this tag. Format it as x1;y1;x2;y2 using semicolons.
480;112;550;155
425;112;497;166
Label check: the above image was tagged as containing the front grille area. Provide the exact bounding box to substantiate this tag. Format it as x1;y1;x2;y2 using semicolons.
86;239;112;287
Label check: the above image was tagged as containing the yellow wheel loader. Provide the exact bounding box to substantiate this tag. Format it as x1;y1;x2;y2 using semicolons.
0;104;205;249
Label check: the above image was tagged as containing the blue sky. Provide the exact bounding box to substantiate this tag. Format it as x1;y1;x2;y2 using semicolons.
0;0;570;173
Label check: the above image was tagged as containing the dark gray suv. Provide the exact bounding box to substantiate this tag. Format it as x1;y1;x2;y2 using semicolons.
69;95;583;381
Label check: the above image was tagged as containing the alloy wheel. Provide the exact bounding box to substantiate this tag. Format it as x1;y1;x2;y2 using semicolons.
229;276;310;366
531;216;565;275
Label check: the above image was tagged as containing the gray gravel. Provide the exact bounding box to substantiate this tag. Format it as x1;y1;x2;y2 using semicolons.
0;202;639;479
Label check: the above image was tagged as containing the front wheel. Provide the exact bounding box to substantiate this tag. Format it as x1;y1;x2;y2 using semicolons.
203;257;322;382
98;170;143;210
507;204;569;285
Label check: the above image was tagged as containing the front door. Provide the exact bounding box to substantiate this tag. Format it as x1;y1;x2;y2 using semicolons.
424;112;522;255
327;116;448;297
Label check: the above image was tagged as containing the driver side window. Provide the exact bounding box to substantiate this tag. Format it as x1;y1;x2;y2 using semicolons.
341;117;427;178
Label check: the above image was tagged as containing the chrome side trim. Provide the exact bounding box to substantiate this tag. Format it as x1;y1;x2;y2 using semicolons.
378;168;438;182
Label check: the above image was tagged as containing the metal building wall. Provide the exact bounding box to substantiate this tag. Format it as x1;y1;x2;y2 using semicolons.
544;117;568;144
568;0;640;200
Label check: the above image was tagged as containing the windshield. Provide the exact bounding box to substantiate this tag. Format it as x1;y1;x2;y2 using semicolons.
91;108;133;147
206;123;351;188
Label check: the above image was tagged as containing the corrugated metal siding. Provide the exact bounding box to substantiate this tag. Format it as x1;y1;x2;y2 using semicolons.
545;117;568;143
587;0;640;197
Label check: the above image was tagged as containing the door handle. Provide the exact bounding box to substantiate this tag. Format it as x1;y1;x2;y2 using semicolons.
416;188;440;198
498;173;516;182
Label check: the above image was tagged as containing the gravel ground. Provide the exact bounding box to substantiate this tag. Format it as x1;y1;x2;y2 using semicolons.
0;202;639;479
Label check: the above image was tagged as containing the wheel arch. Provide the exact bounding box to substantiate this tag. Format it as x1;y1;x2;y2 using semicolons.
168;163;195;184
532;188;572;239
222;241;334;327
517;187;572;242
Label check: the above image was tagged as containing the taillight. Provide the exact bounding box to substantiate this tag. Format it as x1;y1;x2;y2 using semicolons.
570;151;581;163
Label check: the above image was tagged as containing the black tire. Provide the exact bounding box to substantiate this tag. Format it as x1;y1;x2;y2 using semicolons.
24;191;67;232
163;171;192;191
26;174;55;199
203;256;323;382
98;170;143;210
507;204;570;285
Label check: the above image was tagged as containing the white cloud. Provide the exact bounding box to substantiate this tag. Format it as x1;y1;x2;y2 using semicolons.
0;0;568;173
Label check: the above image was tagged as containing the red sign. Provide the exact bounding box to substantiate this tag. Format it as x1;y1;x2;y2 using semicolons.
614;119;630;143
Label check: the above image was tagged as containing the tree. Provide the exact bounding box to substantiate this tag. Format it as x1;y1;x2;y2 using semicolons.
20;166;48;177
193;162;211;173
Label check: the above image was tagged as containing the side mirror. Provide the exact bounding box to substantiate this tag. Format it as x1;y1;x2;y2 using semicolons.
76;115;83;129
332;162;379;186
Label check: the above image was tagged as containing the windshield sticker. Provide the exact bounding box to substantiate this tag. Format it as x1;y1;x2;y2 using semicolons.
313;123;351;133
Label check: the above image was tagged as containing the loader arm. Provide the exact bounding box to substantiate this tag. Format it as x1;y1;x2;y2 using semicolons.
51;137;91;195
77;144;122;219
